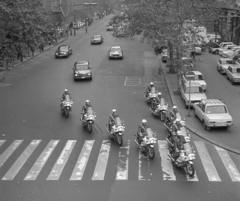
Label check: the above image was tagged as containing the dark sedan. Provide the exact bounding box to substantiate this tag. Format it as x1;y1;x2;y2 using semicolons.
55;45;72;58
73;61;92;80
91;35;104;44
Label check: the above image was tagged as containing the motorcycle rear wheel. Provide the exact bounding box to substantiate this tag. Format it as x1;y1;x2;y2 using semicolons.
148;146;155;159
87;122;92;133
186;163;195;177
65;109;69;118
117;134;123;146
160;112;166;122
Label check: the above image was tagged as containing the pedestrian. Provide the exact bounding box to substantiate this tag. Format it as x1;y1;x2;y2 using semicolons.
191;51;196;61
30;45;35;56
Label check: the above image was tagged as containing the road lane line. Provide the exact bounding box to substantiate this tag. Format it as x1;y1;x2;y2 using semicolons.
24;140;59;180
0;140;6;147
194;141;221;181
2;140;41;180
47;140;76;180
158;140;176;181
124;77;128;86
116;140;130;180
0;140;23;168
215;146;240;182
70;140;94;180
92;140;111;180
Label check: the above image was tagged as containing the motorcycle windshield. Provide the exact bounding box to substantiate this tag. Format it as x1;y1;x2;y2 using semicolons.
115;117;122;126
146;128;154;138
87;107;94;115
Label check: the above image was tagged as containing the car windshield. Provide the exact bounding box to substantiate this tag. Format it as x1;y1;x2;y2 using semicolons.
94;35;101;39
196;75;204;80
111;47;121;52
221;60;235;64
59;46;68;51
206;105;227;114
185;86;203;93
75;64;89;70
232;68;240;73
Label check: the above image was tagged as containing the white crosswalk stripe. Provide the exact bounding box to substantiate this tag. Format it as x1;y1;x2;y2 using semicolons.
0;139;239;182
124;76;161;86
2;140;41;180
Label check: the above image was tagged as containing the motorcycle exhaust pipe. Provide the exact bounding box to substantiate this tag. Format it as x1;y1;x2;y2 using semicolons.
134;140;141;148
167;153;175;161
166;138;174;147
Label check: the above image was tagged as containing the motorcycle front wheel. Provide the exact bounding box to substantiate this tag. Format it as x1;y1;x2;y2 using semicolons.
160;112;166;122
65;109;69;118
148;146;155;159
117;134;123;146
87;122;92;133
186;163;195;177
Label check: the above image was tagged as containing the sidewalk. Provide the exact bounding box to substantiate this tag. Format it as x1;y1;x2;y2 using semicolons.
0;36;69;76
158;55;240;154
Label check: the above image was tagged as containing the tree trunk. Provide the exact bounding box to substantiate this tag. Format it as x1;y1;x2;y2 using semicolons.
168;40;175;73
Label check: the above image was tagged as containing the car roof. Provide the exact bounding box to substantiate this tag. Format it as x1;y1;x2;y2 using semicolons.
93;35;101;37
184;81;201;87
219;58;233;61
191;71;202;75
75;61;89;65
201;99;225;105
111;46;121;48
228;64;240;68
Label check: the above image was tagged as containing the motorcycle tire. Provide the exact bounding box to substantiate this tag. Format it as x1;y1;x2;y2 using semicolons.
186;163;195;177
87;122;92;133
160;112;166;122
117;134;123;146
148;146;155;159
65;109;69;118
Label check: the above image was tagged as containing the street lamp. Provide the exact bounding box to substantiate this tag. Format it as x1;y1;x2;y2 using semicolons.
185;71;195;117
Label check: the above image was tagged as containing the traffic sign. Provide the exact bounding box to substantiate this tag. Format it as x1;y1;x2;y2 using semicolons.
186;71;195;80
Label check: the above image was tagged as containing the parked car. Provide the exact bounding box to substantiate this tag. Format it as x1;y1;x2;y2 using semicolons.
106;25;113;31
109;46;123;59
225;64;240;85
193;99;233;130
221;46;240;58
217;58;236;74
73;61;92;80
55;45;72;58
180;80;207;108
182;71;207;91
161;49;168;63
209;42;234;54
218;45;237;56
91;35;104;44
204;34;221;44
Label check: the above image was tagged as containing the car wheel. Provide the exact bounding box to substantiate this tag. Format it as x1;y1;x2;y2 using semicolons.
185;100;188;109
89;77;92;81
215;50;219;54
231;78;235;85
203;121;210;131
109;57;111;60
66;54;69;58
217;66;220;72
194;109;197;118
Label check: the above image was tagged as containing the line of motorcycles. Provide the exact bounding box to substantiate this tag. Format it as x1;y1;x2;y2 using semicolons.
145;87;196;177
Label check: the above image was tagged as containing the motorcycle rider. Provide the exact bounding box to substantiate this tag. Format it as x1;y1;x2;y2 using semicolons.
151;92;162;110
137;119;149;144
145;82;155;99
60;89;72;110
108;109;120;133
81;100;93;121
165;105;178;126
170;131;185;161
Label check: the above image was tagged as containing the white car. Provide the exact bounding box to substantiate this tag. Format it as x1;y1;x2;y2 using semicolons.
182;71;207;91
209;42;234;54
219;45;237;56
180;80;207;108
109;46;123;59
217;58;236;74
193;99;233;130
221;46;240;58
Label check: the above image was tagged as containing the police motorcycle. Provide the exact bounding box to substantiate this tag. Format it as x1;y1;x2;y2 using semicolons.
144;87;158;105
166;131;195;177
134;128;157;159
106;117;125;146
60;95;73;118
80;106;96;133
150;98;168;122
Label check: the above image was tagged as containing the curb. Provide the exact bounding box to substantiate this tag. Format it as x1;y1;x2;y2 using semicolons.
157;55;240;155
13;37;69;68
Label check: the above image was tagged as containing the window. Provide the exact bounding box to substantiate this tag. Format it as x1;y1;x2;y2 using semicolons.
75;64;89;70
226;60;235;64
185;86;201;93
196;75;204;80
237;68;240;73
59;46;68;51
111;47;121;51
228;67;232;73
206;105;227;114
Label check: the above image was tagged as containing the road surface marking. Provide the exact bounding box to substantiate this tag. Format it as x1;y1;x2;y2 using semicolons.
158;140;176;181
0;140;23;168
92;140;111;180
28;60;42;63
194;141;221;181
24;140;59;180
116;140;130;180
47;140;76;180
2;140;41;180
124;76;161;86
70;140;94;180
0;140;6;147
215;146;240;182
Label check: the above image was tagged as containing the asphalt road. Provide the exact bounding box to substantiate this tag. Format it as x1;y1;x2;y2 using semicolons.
0;16;240;201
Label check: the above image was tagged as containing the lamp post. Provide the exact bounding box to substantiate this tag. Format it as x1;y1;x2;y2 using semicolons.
185;71;195;117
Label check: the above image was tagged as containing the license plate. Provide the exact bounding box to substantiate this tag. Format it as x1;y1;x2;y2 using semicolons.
81;77;85;79
216;122;226;126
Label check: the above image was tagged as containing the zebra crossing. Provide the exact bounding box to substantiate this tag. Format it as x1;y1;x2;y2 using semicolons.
0;139;240;182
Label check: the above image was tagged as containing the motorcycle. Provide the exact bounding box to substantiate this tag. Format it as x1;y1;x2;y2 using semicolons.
80;107;96;133
106;117;125;146
150;102;168;122
61;97;73;118
164;118;186;135
144;87;158;105
134;128;157;159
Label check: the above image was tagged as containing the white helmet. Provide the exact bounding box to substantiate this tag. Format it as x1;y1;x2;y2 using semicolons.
158;92;162;96
86;100;90;105
112;109;117;115
173;105;177;109
177;130;182;135
64;89;68;92
142;119;147;126
150;82;154;87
